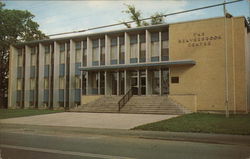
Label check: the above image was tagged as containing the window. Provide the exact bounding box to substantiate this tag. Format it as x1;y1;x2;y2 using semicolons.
75;42;81;50
60;51;65;64
17;79;22;90
82;41;87;66
75;49;81;63
45;53;50;65
60;44;65;52
111;38;117;61
119;36;125;64
31;47;36;54
151;32;159;61
139;34;146;62
30;79;35;90
161;31;169;61
130;35;137;63
171;77;179;83
100;39;105;65
31;54;36;66
44;78;49;89
18;55;23;67
92;39;99;65
75;76;81;89
59;78;65;89
45;45;50;53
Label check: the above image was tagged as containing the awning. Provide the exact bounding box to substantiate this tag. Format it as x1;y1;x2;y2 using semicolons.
79;59;196;71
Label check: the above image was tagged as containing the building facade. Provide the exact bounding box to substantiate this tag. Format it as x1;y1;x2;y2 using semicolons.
8;16;250;113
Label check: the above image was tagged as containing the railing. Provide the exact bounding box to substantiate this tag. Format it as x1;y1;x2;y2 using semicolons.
118;88;133;112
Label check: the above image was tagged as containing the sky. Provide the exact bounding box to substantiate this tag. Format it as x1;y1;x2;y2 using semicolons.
2;0;250;38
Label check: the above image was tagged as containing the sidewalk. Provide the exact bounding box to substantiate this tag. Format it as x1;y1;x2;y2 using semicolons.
1;123;250;147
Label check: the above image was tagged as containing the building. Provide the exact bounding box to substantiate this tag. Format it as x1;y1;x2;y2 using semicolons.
8;16;250;113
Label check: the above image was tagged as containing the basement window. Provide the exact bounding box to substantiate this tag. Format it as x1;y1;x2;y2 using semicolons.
171;77;179;84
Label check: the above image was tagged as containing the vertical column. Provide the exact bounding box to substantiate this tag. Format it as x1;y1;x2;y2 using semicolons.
105;71;111;95
87;37;92;67
146;30;151;63
137;34;140;63
98;72;101;94
159;32;162;61
146;69;152;95
125;70;131;93
125;32;130;64
8;46;18;108
159;68;162;95
117;37;120;65
24;45;31;108
117;72;120;95
53;41;59;108
38;43;44;108
105;35;110;65
98;39;101;66
86;72;90;95
69;40;76;107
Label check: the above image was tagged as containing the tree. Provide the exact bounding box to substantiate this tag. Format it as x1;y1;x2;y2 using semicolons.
122;4;165;28
0;2;47;108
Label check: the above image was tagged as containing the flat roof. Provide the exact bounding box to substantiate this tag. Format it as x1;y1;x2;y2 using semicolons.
14;16;247;46
79;60;196;71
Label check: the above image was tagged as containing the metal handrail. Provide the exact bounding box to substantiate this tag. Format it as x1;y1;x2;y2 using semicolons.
118;88;133;111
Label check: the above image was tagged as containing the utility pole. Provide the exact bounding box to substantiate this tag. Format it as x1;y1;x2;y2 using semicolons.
224;0;229;118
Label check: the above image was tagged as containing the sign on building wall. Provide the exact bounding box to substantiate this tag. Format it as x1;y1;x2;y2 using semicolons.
178;32;222;47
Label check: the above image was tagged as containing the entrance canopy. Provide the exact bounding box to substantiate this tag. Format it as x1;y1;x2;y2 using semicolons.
79;60;196;71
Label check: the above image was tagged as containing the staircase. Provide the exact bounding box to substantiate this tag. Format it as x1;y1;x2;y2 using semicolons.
73;96;122;113
120;96;189;115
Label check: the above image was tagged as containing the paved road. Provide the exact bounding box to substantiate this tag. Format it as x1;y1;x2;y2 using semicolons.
1;131;250;159
0;112;177;129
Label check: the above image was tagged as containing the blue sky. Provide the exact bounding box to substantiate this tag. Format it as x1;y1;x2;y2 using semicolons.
2;0;250;38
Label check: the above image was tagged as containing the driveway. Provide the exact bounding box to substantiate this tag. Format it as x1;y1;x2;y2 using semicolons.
0;112;177;129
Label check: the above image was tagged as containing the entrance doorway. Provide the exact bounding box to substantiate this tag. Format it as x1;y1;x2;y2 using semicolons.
130;70;146;96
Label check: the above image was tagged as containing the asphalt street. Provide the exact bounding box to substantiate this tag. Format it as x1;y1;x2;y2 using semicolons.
1;130;250;159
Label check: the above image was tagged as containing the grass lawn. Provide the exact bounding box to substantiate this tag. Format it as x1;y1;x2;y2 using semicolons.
133;113;250;135
0;109;63;119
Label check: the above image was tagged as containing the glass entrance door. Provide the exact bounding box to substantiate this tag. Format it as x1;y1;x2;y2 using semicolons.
139;70;146;95
130;71;138;95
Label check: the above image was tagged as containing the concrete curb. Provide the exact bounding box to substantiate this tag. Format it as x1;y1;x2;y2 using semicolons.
1;123;250;147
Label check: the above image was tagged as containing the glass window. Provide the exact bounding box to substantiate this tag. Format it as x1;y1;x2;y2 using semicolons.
111;38;117;60
82;48;87;66
92;39;99;62
140;34;146;62
59;78;65;89
82;73;87;95
18;55;23;67
60;51;65;64
100;39;105;65
31;54;36;66
75;76;81;89
45;45;50;53
75;49;81;63
30;78;35;90
44;78;49;89
45;53;50;65
60;44;65;52
152;70;159;94
75;42;81;50
17;79;22;90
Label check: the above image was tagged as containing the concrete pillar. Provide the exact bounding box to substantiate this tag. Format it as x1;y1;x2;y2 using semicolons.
105;71;111;95
159;32;162;61
159;68;162;95
98;72;101;94
53;41;60;108
117;37;120;65
8;46;18;108
24;45;31;108
117;72;120;95
86;72;90;95
38;43;45;108
87;37;92;67
146;30;151;62
125;32;130;64
146;69;152;95
69;40;76;107
137;34;140;63
105;35;110;65
125;70;131;93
